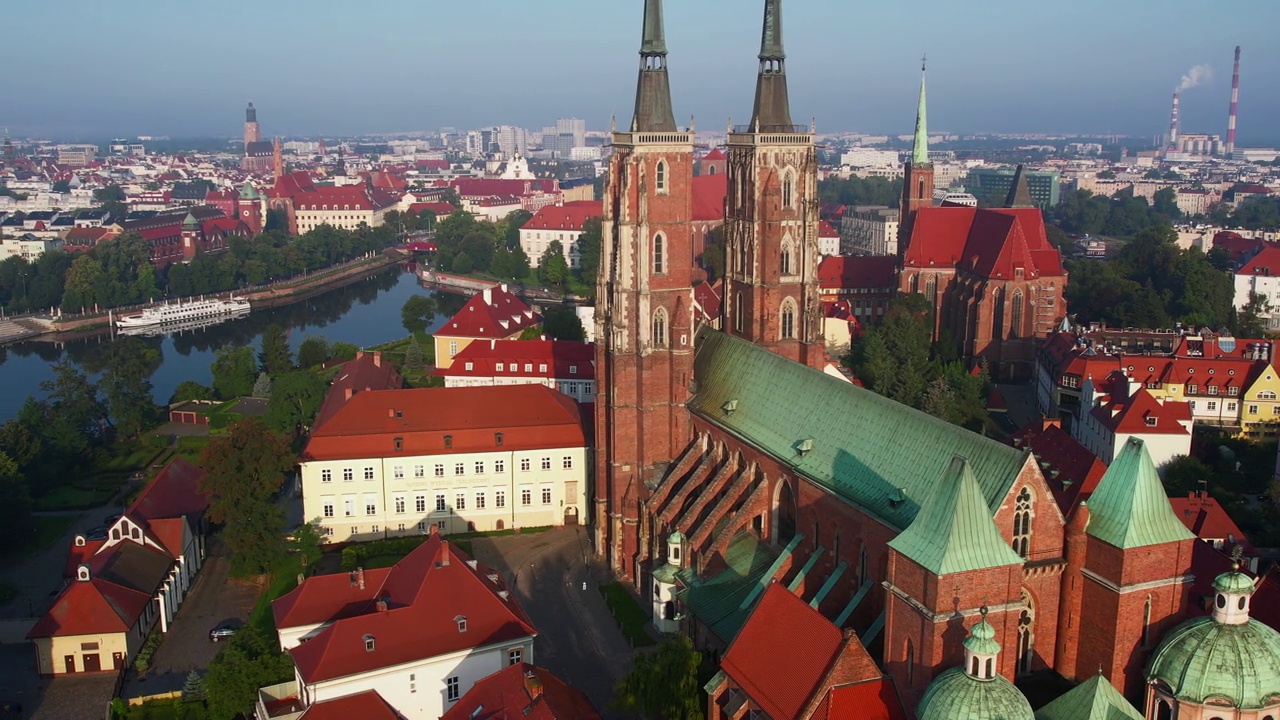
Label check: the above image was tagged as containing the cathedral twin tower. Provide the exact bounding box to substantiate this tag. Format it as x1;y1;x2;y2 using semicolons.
594;0;824;576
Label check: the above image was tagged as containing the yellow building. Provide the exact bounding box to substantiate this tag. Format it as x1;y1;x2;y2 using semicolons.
433;284;541;370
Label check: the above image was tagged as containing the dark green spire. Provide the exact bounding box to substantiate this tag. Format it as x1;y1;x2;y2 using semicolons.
631;0;677;133
912;57;930;166
1005;165;1034;208
750;0;793;131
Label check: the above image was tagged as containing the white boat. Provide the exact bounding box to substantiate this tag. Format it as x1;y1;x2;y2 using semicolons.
117;308;249;337
115;297;252;329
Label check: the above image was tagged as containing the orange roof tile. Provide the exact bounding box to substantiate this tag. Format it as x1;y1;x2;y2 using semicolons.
439;285;542;340
441;663;602;720
297;690;400;720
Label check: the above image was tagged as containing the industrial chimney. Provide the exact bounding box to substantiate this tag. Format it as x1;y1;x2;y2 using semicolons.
1167;91;1181;152
1226;46;1241;157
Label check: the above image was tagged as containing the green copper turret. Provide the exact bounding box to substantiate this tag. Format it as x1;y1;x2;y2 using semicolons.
631;0;677;133
912;58;930;166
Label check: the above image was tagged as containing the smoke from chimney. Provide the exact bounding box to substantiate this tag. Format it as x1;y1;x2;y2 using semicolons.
1226;46;1241;156
1178;64;1213;92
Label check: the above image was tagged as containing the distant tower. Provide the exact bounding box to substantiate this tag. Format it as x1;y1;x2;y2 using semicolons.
244;102;261;149
898;57;934;255
273;138;284;179
1225;46;1241;156
722;0;825;370
2;129;14;167
594;0;696;581
1167;91;1180;152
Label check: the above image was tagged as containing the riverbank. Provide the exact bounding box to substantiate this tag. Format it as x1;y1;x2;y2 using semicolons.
20;250;406;342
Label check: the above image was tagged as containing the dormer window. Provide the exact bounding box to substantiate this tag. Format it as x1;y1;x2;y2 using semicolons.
1145;417;1157;427
394;437;403;452
495;432;504;447
455;615;467;633
444;435;453;449
363;634;375;652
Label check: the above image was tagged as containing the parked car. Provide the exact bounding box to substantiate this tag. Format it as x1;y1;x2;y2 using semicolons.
209;621;241;642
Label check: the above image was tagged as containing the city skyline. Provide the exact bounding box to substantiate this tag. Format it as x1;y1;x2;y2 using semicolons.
2;0;1277;143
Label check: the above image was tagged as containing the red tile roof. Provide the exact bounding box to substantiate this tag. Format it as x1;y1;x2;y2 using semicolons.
302;385;586;462
1251;564;1280;631
269;171;317;198
1168;492;1251;547
702;148;726;161
522;201;602;232
297;690;400;720
313;351;404;430
1011;420;1107;514
721;583;845;720
438;340;594;381
27;577;151;637
452;178;557;198
64;538;106;578
439;285;541;339
818;256;897;290
818;220;840;238
441;663;602;720
407;202;458;217
692;174;727;222
292;185;384;212
1089;388;1191;435
694;280;722;321
903;206;1064;280
810;679;908;720
280;535;536;684
1237;246;1280;277
128;457;209;523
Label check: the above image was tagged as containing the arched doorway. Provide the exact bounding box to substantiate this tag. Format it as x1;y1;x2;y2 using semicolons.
564;506;579;525
772;479;797;546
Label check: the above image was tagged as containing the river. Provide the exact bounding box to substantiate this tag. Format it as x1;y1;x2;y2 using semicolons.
0;265;467;422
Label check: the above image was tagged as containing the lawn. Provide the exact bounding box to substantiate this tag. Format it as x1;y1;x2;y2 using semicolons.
116;698;207;720
599;582;656;647
32;484;117;511
2;515;78;563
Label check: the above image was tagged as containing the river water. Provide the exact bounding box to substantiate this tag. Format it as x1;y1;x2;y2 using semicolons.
0;265;467;422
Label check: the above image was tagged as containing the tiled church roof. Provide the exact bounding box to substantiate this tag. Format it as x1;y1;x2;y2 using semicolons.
1085;438;1196;550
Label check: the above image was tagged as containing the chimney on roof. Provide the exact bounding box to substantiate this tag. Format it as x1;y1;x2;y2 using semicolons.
524;669;543;700
388;408;396;418
373;351;382;368
345;388;354;401
376;597;388;612
357;566;365;590
357;350;365;360
439;541;450;566
429;523;438;536
1040;417;1061;431
483;287;493;305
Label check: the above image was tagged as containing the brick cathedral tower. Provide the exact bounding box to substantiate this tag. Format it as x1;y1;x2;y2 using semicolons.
594;0;696;581
722;0;824;370
898;60;934;254
244;102;261;149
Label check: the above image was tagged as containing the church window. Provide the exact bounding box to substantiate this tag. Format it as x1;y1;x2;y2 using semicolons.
1142;595;1153;646
925;275;937;302
1017;590;1035;675
782;172;794;209
1013;487;1032;558
652;309;668;348
653;234;666;275
1010;289;1024;338
858;546;868;587
780;240;793;276
780;299;796;340
734;292;744;333
655;160;667;193
905;640;915;686
992;288;1004;340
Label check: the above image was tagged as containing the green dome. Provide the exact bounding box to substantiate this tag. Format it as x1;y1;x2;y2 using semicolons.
668;531;686;544
239;182;261;200
1213;570;1257;595
1147;616;1280;709
917;667;1033;720
652;562;679;584
964;618;1001;656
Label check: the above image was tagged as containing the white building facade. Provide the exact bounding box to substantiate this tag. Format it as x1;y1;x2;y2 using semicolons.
840;206;899;256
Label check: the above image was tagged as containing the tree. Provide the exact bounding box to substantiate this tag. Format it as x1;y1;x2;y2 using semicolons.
542;305;586;341
503;209;532;249
330;342;359;362
539;242;569;286
263;371;327;434
203;627;295;720
401;295;437;335
576;218;603;287
198;418;293;576
101;337;160;437
92;185;126;204
848;293;934;407
451;251;474;274
182;671;207;704
259;324;293;375
289;519;326;572
51;179;71;193
0;452;34;552
1235;291;1272;338
1152;187;1181;220
40;361;106;448
404;337;425;369
612;635;705;720
296;336;329;369
212;346;258;399
169;381;216;404
1162;455;1212;496
700;226;725;282
252;372;272;399
1098;170;1116;179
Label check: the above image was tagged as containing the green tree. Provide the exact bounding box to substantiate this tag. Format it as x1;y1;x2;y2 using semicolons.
252;372;272;399
212;346;258;399
404;337;425;369
259;324;293;375
101;337;160;437
612;635;705;720
92;185;126;203
296;336;329;369
181;671;207;704
1235;291;1272;338
451;250;474;274
263;371;327;433
203;627;295;720
503;209;532;249
198;418;293;576
40;361;106;448
169;381;216;404
542;305;586;341
289;519;326;572
1098;170;1116;179
330;342;359;362
401;295;437;335
539;242;569;286
1162;455;1212;496
700;226;725;281
0;452;34;552
576;218;603;287
51;179;71;193
1152;187;1181;219
848;293;934;407
61;253;104;311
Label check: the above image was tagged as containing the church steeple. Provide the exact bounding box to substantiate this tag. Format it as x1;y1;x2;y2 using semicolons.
631;0;677;133
912;58;930;166
750;0;792;130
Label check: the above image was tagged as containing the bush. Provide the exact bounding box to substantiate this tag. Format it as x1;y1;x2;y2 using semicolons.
134;629;163;673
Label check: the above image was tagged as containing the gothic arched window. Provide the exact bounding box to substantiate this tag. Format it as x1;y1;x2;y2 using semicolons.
925;275;937;302
653;233;666;275
652;309;668;348
655;160;667;193
780;239;793;276
992;287;1005;340
905;640;915;687
734;292;744;333
780;299;797;340
1018;590;1035;675
1011;289;1024;338
782;172;795;209
1013;487;1032;558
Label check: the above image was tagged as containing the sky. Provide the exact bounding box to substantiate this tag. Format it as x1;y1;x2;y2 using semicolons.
4;0;1278;144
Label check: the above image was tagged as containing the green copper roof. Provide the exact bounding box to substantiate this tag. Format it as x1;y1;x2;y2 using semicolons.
887;457;1024;575
182;212;199;228
912;61;929;165
1085;438;1195;550
677;531;782;643
758;0;785;60
964;617;1002;657
653;561;680;584
1033;674;1144;720
1147;616;1280;709
690;328;1031;532
639;0;667;55
1213;569;1257;595
239;182;260;200
918;667;1033;720
668;530;686;544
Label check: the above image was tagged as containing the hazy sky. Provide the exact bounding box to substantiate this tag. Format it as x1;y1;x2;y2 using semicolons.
5;0;1277;143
